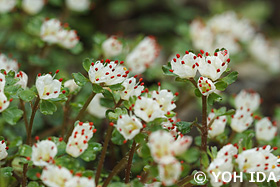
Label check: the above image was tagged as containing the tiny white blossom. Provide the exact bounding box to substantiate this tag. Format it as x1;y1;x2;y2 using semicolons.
144;182;161;187
87;93;107;118
41;165;73;187
57;29;79;49
134;96;165;122
15;71;28;89
197;76;216;96
0;140;8;160
66;0;90;12
126;36;159;74
158;157;182;186
88;60;128;86
65;176;95;187
170;52;198;78
0;73;5;92
119;77;144;100
230;107;253;133
0;54;19;72
207;111;227;138
64;79;79;93
36;74;62;100
152;89;176;113
102;36;123;58
40;19;62;44
116;114;143;140
0;0;16;14
235;89;261;112
0;92;10;112
161;116;178;138
255;117;277;141
31;140;57;166
66;122;95;157
172;135;192;155
22;0;44;15
216;144;238;159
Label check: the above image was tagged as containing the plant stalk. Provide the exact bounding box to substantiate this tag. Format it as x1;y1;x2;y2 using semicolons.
125;140;137;183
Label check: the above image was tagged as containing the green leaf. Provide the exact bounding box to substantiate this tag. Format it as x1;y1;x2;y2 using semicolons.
72;73;89;87
92;83;104;93
26;168;42;180
208;93;222;105
207;146;217;160
40;100;57;115
175;77;189;82
201;152;209;168
2;107;23;125
100;98;115;108
80;142;102;162
109;83;124;91
0;167;13;177
179;147;200;163
55;155;80;171
221;71;238;85
19;89;36;102
82;58;91;72
215;81;228;91
50;137;66;156
162;62;176;76
195;136;201;146
214;107;235;117
27;181;40;187
111;128;125;145
18;145;32;157
194;88;202;97
176;121;193;134
28;55;50;67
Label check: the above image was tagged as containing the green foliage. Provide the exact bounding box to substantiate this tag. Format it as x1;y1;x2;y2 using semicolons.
27;168;42;180
176;121;194;134
2;107;23;125
82;58;92;72
179;147;200;163
51;137;66;156
72;72;89;87
162;62;176;76
19;89;36;102
92;83;104;93
0;167;13;177
208;93;222;105
80;142;102;162
40;100;57;115
18;145;32;157
111;128;125;145
106;108;128;122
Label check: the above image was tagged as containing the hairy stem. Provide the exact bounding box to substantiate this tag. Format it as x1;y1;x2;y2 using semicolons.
61;95;72;138
176;175;193;186
27;97;40;146
65;92;96;142
95;125;114;185
201;96;208;152
125;140;137;183
20;99;29;137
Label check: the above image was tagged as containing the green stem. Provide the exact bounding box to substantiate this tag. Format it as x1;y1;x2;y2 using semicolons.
95;125;114;185
65;92;96;142
125;140;137;183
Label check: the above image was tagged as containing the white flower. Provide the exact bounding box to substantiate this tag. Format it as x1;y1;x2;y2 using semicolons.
57;29;79;49
0;92;10;112
66;0;90;12
255;117;277;141
116;114;143;140
170;52;198;78
0;73;5;92
197;76;216;96
207;112;227;138
152;89;176;113
66;122;95;157
172;135;192;155
87;93;107;118
0;0;16;13
41;165;73;187
36;74;62;100
0;140;8;160
158;157;182;186
31;140;57;166
161;116;178;138
235;89;261;112
65;176;95;187
102;36;123;58
207;157;234;187
22;0;44;15
64;79;79;93
144;182;161;187
216;144;238;159
230;107;253;133
40;19;62;44
119;77;144;100
0;54;19;72
15;71;28;89
125;36;159;74
134;96;165;122
198;54;228;81
88;60;128;86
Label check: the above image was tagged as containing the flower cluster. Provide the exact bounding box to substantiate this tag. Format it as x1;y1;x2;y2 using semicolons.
102;36;123;58
40;18;79;49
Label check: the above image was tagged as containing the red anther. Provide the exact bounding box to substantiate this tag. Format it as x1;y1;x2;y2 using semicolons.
175;92;179;96
35;136;39;141
36;173;41;178
158;82;161;86
217;69;220;72
173;58;177;62
169;69;174;72
26;157;30;161
185;51;189;54
75;172;82;177
62;90;66;94
89;122;93;126
123;140;127;144
55;69;59;74
100;60;104;63
92;129;97;133
214;52;217;56
59;78;63;82
192;64;196;69
176;54;180;58
38;73;41;77
234;155;238;159
139;78;143;82
143;124;146;128
125;71;129;74
91;62;94;66
120;61;124;64
200;49;204;54
207;60;211;64
193;56;197;60
273;147;278;150
54;91;58;94
109;122;114;126
115;60;118;63
105;72;109;75
205;52;209;56
3;71;6;75
242;147;246;150
5;147;8;150
78;122;83;126
48;137;52;140
119;115;122;119
9;98;13;102
263;145;267;149
57;137;63;142
140;82;144;86
227;58;230;63
49;72;52;75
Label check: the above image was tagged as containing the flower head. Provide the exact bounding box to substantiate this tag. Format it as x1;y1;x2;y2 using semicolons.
15;71;28;89
66;122;95;157
197;76;216;96
57;29;79;49
207;111;227;138
87;93;107;118
126;36;159;74
151;89;176;113
65;176;95;187
158;157;182;186
66;0;90;12
40;19;62;44
0;53;19;72
255;117;277;141
64;79;79;93
0;140;8;160
36;74;62;100
22;0;44;15
31;140;57;166
172;135;192;155
230;107;253;133
116;114;143;140
0;0;16;13
41;165;72;187
88;60;128;86
119;77;144;100
235;89;261;112
102;36;123;58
